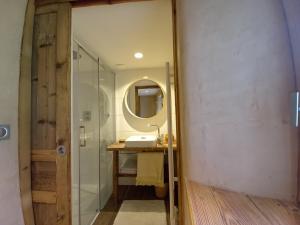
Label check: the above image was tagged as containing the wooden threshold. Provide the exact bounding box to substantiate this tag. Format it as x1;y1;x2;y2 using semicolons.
186;180;300;225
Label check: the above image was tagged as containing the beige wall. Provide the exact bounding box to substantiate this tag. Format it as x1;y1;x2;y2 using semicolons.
177;0;298;203
282;0;300;88
0;0;27;225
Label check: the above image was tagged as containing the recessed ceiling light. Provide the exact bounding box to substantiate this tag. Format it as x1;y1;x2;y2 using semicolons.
143;76;149;79
134;52;143;59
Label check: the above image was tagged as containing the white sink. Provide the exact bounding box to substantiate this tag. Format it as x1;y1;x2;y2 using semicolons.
125;135;157;148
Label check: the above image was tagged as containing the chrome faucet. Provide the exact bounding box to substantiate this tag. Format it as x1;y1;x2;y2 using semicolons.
149;124;162;144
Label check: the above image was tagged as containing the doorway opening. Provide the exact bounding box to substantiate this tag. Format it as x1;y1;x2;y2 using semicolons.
71;1;179;225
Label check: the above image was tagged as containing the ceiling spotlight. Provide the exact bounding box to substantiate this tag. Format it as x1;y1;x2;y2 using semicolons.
134;52;143;59
143;76;149;79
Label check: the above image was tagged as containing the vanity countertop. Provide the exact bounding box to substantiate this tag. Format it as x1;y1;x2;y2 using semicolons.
107;142;177;152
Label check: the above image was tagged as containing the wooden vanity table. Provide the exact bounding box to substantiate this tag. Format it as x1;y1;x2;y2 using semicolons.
107;143;177;203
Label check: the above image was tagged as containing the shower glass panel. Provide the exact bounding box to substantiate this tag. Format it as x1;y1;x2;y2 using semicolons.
99;66;115;209
78;46;100;225
72;41;115;225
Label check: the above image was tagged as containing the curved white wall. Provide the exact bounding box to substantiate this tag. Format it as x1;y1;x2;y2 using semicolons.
178;0;298;201
282;0;300;87
0;0;27;225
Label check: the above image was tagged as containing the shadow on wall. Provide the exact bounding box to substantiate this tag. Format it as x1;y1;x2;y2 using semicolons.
178;0;299;201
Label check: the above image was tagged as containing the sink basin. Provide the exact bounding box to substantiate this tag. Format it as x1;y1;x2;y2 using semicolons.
125;135;157;148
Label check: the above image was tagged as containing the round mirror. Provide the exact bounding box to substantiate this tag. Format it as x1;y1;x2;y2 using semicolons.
125;80;164;119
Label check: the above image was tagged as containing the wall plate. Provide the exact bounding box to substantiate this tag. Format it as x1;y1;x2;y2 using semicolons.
0;125;10;140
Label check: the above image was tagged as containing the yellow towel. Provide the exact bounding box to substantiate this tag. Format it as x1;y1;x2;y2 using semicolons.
136;153;164;187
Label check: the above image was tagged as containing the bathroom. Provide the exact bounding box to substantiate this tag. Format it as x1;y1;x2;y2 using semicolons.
71;1;178;225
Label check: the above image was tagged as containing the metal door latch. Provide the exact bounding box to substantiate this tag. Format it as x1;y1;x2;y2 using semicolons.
57;145;66;156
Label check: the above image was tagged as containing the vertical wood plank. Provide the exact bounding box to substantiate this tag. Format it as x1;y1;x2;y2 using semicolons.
32;10;58;225
33;204;57;225
31;12;39;151
31;3;71;225
55;3;71;225
32;12;57;150
171;0;183;224
32;161;57;191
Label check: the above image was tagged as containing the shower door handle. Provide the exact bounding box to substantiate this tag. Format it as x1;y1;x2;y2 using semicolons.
80;125;86;147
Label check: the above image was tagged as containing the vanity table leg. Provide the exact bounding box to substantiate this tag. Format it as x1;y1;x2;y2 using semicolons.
113;151;119;204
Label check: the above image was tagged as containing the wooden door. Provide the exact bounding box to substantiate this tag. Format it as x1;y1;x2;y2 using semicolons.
31;3;72;225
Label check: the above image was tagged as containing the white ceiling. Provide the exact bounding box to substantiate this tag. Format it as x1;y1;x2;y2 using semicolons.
72;0;173;71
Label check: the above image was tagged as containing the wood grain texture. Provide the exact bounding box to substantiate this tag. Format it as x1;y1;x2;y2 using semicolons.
31;12;57;149
31;3;72;225
36;0;76;6
71;0;152;8
35;0;152;7
33;204;57;225
107;143;177;152
19;0;36;224
32;191;57;204
251;197;300;225
171;1;183;224
32;150;56;162
186;180;300;225
55;3;71;225
32;162;56;191
212;188;270;225
31;9;58;225
186;179;224;225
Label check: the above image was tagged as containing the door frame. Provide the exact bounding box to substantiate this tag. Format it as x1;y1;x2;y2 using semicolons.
19;0;183;225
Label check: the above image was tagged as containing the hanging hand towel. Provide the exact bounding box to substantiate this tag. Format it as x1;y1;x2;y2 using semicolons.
136;152;164;187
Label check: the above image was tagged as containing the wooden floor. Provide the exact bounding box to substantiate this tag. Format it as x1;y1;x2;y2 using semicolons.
186;180;300;225
93;185;169;225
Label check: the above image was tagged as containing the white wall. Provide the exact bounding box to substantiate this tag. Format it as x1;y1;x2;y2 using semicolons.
0;0;27;225
115;67;176;185
177;0;298;201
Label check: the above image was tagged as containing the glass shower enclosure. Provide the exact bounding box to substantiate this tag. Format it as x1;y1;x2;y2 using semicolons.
72;41;115;225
